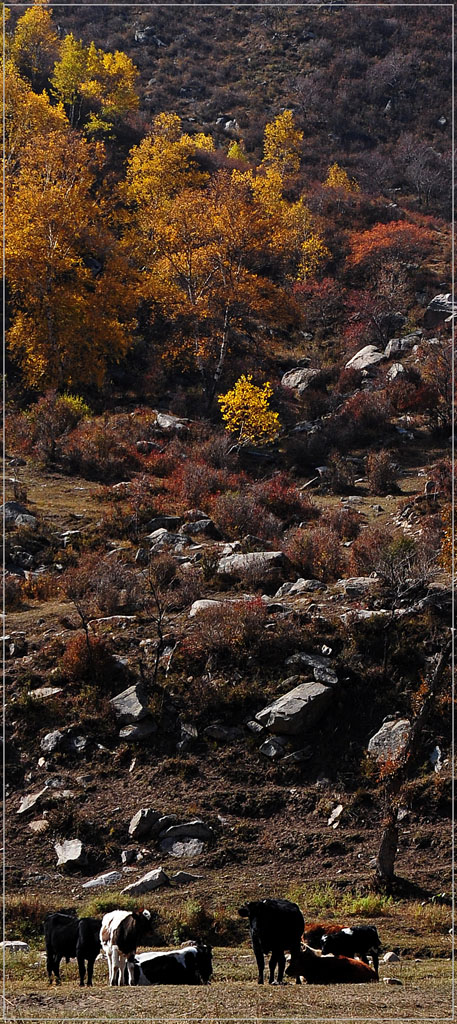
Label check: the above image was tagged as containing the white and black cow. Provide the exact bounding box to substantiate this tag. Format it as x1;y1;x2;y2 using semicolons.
238;898;305;985
128;942;213;985
100;909;154;986
44;912;101;986
321;925;382;978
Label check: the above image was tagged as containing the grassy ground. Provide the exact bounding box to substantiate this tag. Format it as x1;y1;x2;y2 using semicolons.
3;949;453;1022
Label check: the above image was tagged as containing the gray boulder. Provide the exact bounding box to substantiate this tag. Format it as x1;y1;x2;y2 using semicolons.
82;871;122;889
217;551;287;579
128;808;161;840
385;331;422;359
155;412;189;433
2;501;30;522
386;362;406;381
256;679;334;735
122;867;170;895
189;599;222;618
119;719;156;741
40;731;64;754
281;367;321;392
170;871;202;885
55;839;88;870
275;579;326;598
147;528;183;550
339;576;380;598
0;941;30;953
423;293;455;328
180;519;221;539
146;515;182;532
285;653;338;686
368;719;411;761
345;345;385;371
15;514;38;529
17;788;48;815
110;684;149;725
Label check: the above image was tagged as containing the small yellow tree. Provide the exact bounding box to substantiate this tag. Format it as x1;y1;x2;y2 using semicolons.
323;162;360;192
218;375;280;446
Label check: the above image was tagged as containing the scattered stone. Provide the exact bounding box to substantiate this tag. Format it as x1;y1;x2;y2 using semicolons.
161;838;205;858
204;723;243;742
121;867;170;895
40;731;64;754
15;514;38;529
385;331;422;358
245;720;264;735
61;530;81;548
275;579;326;598
383;977;403;985
110;684;149;725
259;736;288;759
119;719;156;741
31;688;63;702
121;849;137;866
54;838;88;870
160;820;214;841
88;615;137;631
128;808;161;840
155;412;189;432
2;501;31;522
368;719;411;761
82;871;122;889
285;652;337;686
386;362;405;381
147;528;183;550
430;745;443;773
146;515;182;532
327;804;343;827
345;345;385;371
256;678;334;735
28;819;50;834
383;951;401;963
17;788;48;815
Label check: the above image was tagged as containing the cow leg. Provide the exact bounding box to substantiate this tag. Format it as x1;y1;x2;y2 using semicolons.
372;952;379;978
77;953;86;987
54;956;62;985
86;957;95;987
46;950;54;984
290;944;302;984
106;951;115;986
116;951;126;987
252;937;265;984
276;952;286;985
125;957;135;986
268;951;278;984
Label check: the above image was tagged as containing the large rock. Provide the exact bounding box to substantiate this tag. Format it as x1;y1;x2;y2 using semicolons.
255;679;334;735
0;941;30;953
281;367;321;392
55;839;88;870
285;653;338;686
368;719;411;761
217;551;287;579
259;736;288;759
180;519;221;539
159;820;213;841
122;867;170;895
170;871;202;885
423;293;455;328
128;808;161;840
345;345;385;371
82;871;122;889
384;331;422;358
110;684;149;725
338;576;380;598
275;579;326;598
119;719;156;741
40;730;64;754
386;362;406;381
155;412;189;433
2;501;30;522
189;599;222;618
147;528;183;551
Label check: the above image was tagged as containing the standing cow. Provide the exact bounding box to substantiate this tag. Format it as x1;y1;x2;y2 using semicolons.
44;912;101;986
321;925;382;977
100;909;154;986
238;898;305;985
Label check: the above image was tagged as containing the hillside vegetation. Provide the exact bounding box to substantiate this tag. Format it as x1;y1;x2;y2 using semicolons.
3;3;452;1015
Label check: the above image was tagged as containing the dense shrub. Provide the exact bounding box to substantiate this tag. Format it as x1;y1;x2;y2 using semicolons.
253;472;317;523
182;597;268;667
324;506;361;540
324;453;356;494
337;390;391;444
365;449;399;495
211;489;280;540
60;632;118;688
284;525;343;582
63;419;143;482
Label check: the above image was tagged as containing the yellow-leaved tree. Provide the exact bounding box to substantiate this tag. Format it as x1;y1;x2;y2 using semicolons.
6;124;136;389
80;41;139;135
50;32;89;127
10;0;60;88
218;375;280;446
323;162;360;193
263;109;303;176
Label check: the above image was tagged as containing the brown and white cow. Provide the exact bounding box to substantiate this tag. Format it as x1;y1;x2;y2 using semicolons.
100;909;153;986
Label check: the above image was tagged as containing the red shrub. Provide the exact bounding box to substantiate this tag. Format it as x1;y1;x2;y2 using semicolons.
283;525;343;582
211;489;280;540
350;526;391;576
365;450;399;495
60;632;118;688
253;473;317;523
324;507;361;540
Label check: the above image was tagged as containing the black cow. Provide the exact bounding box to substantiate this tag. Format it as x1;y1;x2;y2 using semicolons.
129;942;212;985
321;925;382;978
238;898;305;985
44;912;101;986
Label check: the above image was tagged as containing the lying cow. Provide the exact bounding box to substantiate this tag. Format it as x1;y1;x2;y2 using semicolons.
239;898;304;985
100;909;154;986
321;925;382;977
128;942;212;985
286;944;378;984
44;912;101;986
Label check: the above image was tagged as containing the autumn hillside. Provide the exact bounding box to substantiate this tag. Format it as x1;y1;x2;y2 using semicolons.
3;3;453;999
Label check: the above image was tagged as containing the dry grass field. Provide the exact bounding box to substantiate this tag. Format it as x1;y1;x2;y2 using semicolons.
3;948;453;1022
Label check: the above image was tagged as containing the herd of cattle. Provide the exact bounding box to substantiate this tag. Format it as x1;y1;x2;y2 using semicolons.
44;898;382;988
